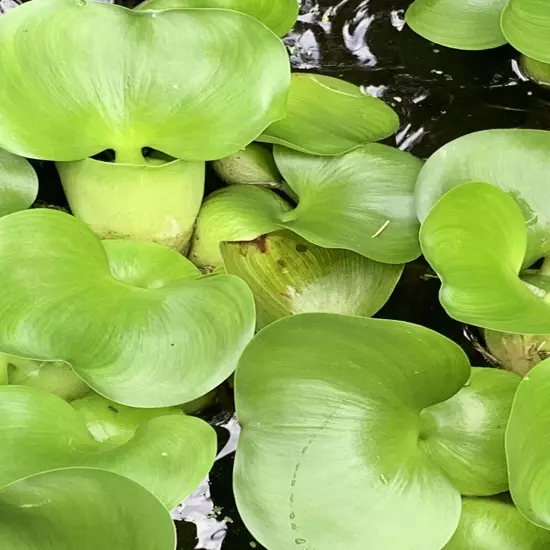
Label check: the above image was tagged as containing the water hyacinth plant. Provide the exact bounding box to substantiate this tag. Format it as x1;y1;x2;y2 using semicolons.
406;0;550;85
0;0;290;250
2;0;550;548
416;129;550;376
234;313;544;549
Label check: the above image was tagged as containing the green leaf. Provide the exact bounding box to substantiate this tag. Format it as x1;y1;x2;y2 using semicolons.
0;385;216;508
406;0;508;50
415;129;550;266
502;0;550;64
211;143;282;188
136;0;298;37
420;182;550;333
221;230;403;328
0;0;289;161
192;145;421;267
189;185;291;268
274;144;422;264
235;313;512;550
444;495;550;549
70;392;183;445
506;357;550;530
257;74;400;155
57;158;205;251
0;209;255;407
4;355;90;402
0;467;176;550
0;148;38;217
419;367;520;496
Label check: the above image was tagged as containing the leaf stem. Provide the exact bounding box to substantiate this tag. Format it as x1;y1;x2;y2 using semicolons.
115;148;147;165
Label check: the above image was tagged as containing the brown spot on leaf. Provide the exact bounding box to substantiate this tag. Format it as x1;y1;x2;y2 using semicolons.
252;236;268;253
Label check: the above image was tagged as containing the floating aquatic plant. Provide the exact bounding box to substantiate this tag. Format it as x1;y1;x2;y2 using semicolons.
0;467;178;550
1;0;549;547
406;0;550;86
0;0;291;250
0;208;255;407
234;313;522;550
417;129;550;375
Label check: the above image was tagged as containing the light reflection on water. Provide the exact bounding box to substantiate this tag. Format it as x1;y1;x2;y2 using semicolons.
0;0;19;13
174;417;242;550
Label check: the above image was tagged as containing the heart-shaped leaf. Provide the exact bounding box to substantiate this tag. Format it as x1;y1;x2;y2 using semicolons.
406;0;508;50
0;148;38;217
274;145;422;263
0;0;289;161
0;385;216;509
0;209;255;407
57;158;205;251
257;74;400;156
221;230;403;328
234;313;516;550
444;495;550;549
136;0;299;37
191;144;422;267
415;129;550;266
0;467;176;550
420;182;550;333
507;357;550;529
502;0;550;64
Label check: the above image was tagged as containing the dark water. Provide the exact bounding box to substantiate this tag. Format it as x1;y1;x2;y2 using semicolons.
11;0;550;548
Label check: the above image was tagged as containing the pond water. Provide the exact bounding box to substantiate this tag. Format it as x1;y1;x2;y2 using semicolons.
14;0;550;548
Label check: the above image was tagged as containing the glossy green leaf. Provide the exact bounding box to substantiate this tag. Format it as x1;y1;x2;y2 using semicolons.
502;0;550;64
235;314;514;550
419;368;519;496
192;145;421;267
0;467;176;550
274;144;422;263
221;230;403;328
0;148;38;217
507;357;550;529
406;0;508;50
421;182;550;333
258;74;400;155
0;209;255;407
211;143;282;188
415;129;550;266
4;355;90;402
57;158;205;252
136;0;299;37
444;495;550;549
0;385;216;508
0;0;289;161
71;392;183;445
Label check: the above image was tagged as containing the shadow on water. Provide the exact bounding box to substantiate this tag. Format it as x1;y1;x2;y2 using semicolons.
10;0;550;547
